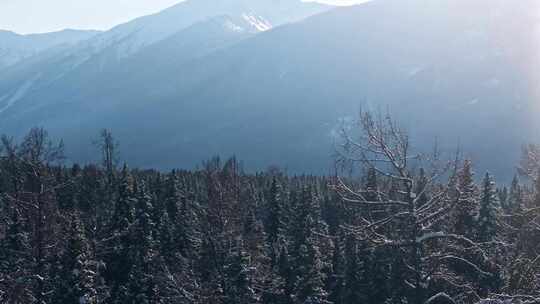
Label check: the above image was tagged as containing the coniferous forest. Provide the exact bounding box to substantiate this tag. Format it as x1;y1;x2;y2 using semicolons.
2;111;540;304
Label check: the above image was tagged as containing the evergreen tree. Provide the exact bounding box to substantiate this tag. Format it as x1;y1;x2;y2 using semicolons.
533;168;540;207
497;187;508;212
157;210;175;262
267;178;284;256
133;181;156;252
224;250;259;304
342;235;367;304
506;175;526;246
53;214;108;303
164;173;182;223
477;173;500;242
452;160;478;240
507;175;524;214
277;246;295;304
295;233;330;304
105;165;136;301
173;190;199;260
0;207;35;303
327;237;345;304
120;181;160;304
198;236;226;304
366;248;389;304
364;167;379;202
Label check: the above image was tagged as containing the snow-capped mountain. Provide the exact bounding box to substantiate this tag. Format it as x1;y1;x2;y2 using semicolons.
0;29;100;69
1;0;538;179
0;0;331;116
67;0;330;60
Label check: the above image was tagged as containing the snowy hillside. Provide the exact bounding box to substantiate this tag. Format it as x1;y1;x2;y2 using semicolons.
0;0;331;113
69;0;330;60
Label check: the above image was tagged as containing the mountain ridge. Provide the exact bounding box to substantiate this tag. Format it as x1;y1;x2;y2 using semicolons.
0;29;101;69
1;0;538;180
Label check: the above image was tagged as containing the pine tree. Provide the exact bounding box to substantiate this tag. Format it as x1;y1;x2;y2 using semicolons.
507;175;524;214
287;186;332;303
198;236;226;304
477;173;500;243
366;247;389;304
342;235;367;304
267;178;284;259
157;210;175;262
498;187;508;212
122;254;160;304
277;246;295;304
533;168;540;207
452;160;478;240
164;173;182;222
295;232;330;304
121;181;160;304
110;165;135;231
53;214;108;303
364;167;379;202
327;236;345;304
224;250;258;304
0;207;35;303
133;181;156;252
105;165;136;301
173;191;199;260
506;175;526;245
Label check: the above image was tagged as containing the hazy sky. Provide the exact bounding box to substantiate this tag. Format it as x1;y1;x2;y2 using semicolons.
0;0;367;34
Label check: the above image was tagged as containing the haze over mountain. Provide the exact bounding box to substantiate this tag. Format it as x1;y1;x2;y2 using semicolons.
0;29;100;69
0;0;538;179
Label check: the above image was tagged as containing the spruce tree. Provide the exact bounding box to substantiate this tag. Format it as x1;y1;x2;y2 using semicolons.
267;178;284;252
121;181;160;304
477;173;500;242
105;165;136;301
507;175;524;214
53;214;108;303
364;167;379;202
327;236;345;304
277;246;295;304
224;249;258;304
198;236;226;304
453;160;478;240
342;235;367;304
0;207;35;303
533;168;540;207
295;231;330;304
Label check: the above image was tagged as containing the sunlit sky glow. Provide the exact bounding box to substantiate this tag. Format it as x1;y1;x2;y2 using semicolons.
0;0;370;35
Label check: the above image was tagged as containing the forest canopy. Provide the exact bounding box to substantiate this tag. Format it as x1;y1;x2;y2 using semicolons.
1;112;540;304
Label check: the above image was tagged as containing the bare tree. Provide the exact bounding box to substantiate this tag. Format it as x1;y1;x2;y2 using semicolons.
94;129;118;185
0;127;66;303
333;110;492;303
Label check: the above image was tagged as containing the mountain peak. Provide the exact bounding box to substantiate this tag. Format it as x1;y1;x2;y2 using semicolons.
82;0;331;59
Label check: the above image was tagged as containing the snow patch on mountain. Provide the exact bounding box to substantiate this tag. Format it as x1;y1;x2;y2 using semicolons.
0;74;41;114
68;0;329;60
242;14;273;31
